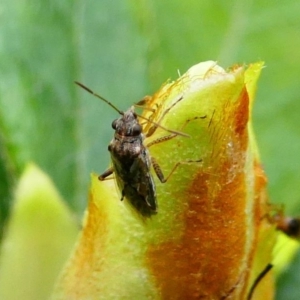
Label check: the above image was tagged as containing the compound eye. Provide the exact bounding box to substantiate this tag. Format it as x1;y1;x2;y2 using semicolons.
112;119;118;129
132;124;142;135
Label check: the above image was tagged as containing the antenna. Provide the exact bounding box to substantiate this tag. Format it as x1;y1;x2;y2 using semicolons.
137;114;189;137
75;81;189;138
75;81;123;115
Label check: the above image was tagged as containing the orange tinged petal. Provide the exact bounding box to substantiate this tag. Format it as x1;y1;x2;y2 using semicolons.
53;61;277;299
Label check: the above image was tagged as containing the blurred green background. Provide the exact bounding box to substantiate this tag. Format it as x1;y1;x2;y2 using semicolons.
0;0;299;298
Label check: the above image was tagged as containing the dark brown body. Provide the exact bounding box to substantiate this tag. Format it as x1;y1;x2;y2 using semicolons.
102;107;157;216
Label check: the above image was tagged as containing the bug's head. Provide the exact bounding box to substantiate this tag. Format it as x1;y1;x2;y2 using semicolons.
112;106;142;137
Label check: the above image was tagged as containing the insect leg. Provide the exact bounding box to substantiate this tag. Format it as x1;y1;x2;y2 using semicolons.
98;168;114;181
145;96;186;138
151;157;202;183
146;134;178;148
146;115;207;148
247;264;273;300
134;95;156;112
121;186;126;201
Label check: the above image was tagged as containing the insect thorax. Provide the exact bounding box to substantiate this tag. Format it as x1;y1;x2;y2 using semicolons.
109;134;143;160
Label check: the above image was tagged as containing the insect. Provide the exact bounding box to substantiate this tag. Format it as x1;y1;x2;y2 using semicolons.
247;212;300;299
274;213;300;238
75;82;196;217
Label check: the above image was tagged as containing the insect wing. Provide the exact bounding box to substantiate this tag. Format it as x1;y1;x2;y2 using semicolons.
111;148;157;216
132;151;157;210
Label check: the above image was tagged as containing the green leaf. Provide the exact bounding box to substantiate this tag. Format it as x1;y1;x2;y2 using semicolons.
0;164;78;300
0;128;16;240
